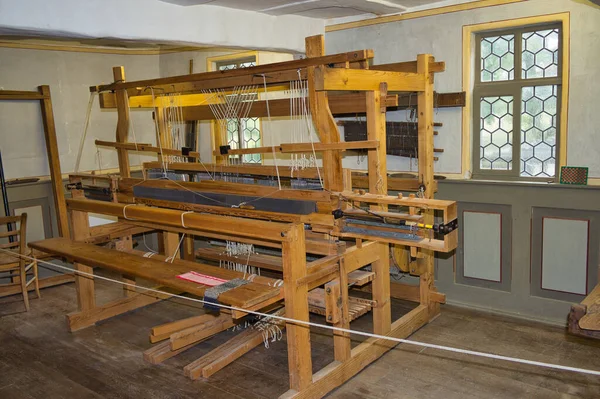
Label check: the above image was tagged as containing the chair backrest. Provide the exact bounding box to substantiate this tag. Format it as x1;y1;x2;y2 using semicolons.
0;213;27;265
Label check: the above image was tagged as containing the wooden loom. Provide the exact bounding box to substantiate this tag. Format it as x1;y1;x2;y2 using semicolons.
28;35;458;398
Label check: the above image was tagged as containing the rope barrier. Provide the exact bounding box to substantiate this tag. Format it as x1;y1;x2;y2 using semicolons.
2;246;600;378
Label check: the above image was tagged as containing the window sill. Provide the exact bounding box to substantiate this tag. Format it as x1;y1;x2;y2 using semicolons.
440;178;600;190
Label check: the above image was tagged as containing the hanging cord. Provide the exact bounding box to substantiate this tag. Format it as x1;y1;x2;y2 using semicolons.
164;233;186;263
4;246;600;378
142;232;157;255
148;87;168;176
95;148;103;174
74;92;97;173
261;74;282;190
298;70;323;188
180;211;194;228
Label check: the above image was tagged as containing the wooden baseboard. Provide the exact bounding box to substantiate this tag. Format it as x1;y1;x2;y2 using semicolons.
66;288;176;332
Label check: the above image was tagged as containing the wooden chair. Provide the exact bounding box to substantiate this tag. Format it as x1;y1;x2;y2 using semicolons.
0;213;40;311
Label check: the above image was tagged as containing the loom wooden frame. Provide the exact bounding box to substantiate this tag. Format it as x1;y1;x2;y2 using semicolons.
33;35;453;398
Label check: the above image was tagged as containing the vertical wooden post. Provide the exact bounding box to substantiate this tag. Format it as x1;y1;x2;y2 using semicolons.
305;35;344;192
212;123;227;166
366;84;388;200
366;84;391;335
282;223;312;391
38;85;70;239
115;236;136;297
70;208;95;312
163;232;180;260
183;235;195;261
113;67;131;178
333;258;351;362
417;54;438;319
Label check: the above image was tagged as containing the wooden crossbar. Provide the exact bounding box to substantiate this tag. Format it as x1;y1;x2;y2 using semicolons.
92;50;374;93
66;198;292;243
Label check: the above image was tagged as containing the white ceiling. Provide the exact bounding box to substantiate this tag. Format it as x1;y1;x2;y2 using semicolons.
159;0;467;18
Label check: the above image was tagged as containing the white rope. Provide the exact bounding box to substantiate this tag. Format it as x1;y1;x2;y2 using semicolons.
5;247;600;378
164;233;186;263
122;204;136;221
74;92;97;173
148;87;168;176
297;70;323;188
261;74;282;190
180;211;194;228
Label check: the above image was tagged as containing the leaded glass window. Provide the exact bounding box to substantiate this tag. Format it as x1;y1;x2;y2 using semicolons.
473;24;562;180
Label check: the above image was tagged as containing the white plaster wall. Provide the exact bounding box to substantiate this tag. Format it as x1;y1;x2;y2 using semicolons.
326;0;600;176
0;48;159;179
0;0;324;53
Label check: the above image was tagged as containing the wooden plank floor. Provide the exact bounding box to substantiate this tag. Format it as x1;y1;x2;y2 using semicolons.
1;272;600;398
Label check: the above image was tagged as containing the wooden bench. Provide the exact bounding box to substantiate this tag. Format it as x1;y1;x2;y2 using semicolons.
569;282;600;339
28;237;282;331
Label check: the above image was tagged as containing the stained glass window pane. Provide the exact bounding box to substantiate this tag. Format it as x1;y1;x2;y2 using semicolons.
522;29;559;79
480;96;514;170
520;85;558;177
480;35;515;82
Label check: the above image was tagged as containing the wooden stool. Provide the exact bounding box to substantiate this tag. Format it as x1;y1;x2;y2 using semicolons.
0;213;40;311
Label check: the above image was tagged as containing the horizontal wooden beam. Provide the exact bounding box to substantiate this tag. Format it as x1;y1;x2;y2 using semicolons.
151;313;220;342
99;85;290;109
135;197;334;226
66;288;175;331
0;273;74;298
371;61;445;74
92;50;374;93
143;162;322;180
180;93;398;120
314;66;425;92
105;70;307;97
0;90;49;100
100;92;212;109
298;242;381;290
280;140;378;153
216;140;379;156
351;175;438;193
95;140;201;159
144;340;197;365
396;91;466;108
184;308;286;380
87;221;153;244
339;191;455;210
65;199;292;242
120;177;331;204
170;313;234;350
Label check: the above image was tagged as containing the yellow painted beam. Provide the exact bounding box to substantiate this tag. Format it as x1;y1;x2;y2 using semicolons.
99;84;290;109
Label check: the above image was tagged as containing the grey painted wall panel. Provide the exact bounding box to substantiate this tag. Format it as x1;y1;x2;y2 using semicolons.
541;217;588;295
436;181;600;325
463;211;502;282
